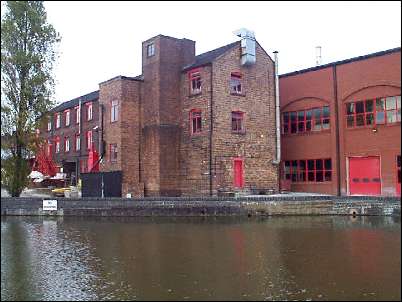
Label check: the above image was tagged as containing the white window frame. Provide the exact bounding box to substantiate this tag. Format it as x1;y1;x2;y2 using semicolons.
65;137;70;152
147;43;155;57
75;134;80;151
55;139;60;153
65;110;70;126
87;103;93;121
56;113;61;128
75;106;80;124
111;100;119;122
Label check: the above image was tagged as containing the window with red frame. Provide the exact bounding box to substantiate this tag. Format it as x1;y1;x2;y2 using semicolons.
189;70;201;94
232;111;245;133
86;102;93;121
190;110;202;134
47;119;52;131
47;139;52;156
346;95;401;128
111;100;119;122
86;131;92;150
64;137;70;152
230;72;242;94
110;143;118;162
75;106;80;124
64;110;70;126
282;106;330;134
75;134;80;151
55;113;61;128
283;158;332;182
55;137;60;153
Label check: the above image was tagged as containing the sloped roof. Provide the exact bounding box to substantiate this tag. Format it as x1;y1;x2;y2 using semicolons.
280;47;401;78
50;90;99;113
183;41;240;71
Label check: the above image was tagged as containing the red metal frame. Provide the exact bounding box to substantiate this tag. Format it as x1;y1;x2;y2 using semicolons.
233;157;244;188
231;111;245;133
189;109;202;135
282;106;330;135
346;95;401;128
283;158;332;183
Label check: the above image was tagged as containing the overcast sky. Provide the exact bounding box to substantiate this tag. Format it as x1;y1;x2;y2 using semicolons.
5;1;402;104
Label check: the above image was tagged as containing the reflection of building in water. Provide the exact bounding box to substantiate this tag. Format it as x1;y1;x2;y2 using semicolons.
276;216;401;300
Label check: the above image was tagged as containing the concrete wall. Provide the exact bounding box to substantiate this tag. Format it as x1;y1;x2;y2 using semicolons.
1;196;399;217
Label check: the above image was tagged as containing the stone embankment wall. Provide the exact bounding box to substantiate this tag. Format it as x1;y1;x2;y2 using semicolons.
1;196;400;217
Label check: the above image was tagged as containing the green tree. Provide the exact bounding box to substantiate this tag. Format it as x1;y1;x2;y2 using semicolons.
1;1;60;196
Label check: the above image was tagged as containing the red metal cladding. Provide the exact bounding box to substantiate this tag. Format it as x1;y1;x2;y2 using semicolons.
349;157;381;195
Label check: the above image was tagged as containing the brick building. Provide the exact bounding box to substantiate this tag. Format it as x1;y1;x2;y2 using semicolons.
99;34;278;197
279;47;401;196
40;90;100;184
40;32;400;197
41;33;279;196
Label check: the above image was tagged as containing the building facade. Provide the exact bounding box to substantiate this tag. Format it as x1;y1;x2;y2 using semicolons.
40;91;100;184
99;34;278;197
40;33;400;197
280;48;401;196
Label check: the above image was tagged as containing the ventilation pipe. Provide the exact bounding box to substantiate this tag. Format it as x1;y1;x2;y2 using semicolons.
316;46;322;66
273;51;281;165
234;28;256;66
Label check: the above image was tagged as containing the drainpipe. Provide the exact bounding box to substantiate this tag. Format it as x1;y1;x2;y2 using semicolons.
333;65;341;196
209;65;214;196
272;51;281;166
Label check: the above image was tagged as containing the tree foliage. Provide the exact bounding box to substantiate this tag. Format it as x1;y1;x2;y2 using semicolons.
1;1;60;196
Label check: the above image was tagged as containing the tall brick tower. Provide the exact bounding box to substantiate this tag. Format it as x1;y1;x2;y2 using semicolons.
141;35;195;196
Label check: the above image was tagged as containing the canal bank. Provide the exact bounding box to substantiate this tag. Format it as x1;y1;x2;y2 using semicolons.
1;195;400;217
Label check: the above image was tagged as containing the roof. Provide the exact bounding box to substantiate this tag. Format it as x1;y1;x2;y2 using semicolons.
280;47;401;78
99;74;144;85
183;41;240;71
50;90;99;113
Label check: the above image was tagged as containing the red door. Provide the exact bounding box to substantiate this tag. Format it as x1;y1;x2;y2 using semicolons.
349;157;381;195
234;159;244;188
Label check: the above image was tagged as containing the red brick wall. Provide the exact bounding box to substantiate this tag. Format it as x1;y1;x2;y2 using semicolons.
141;35;196;196
40;98;100;176
337;51;401;196
280;50;401;196
180;43;279;196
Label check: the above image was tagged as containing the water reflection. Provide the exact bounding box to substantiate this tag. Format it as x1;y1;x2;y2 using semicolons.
1;216;400;301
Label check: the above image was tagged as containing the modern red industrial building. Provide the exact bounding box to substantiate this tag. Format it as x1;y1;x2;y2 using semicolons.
280;47;401;196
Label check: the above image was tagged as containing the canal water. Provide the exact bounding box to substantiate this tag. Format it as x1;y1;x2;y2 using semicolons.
1;216;400;301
